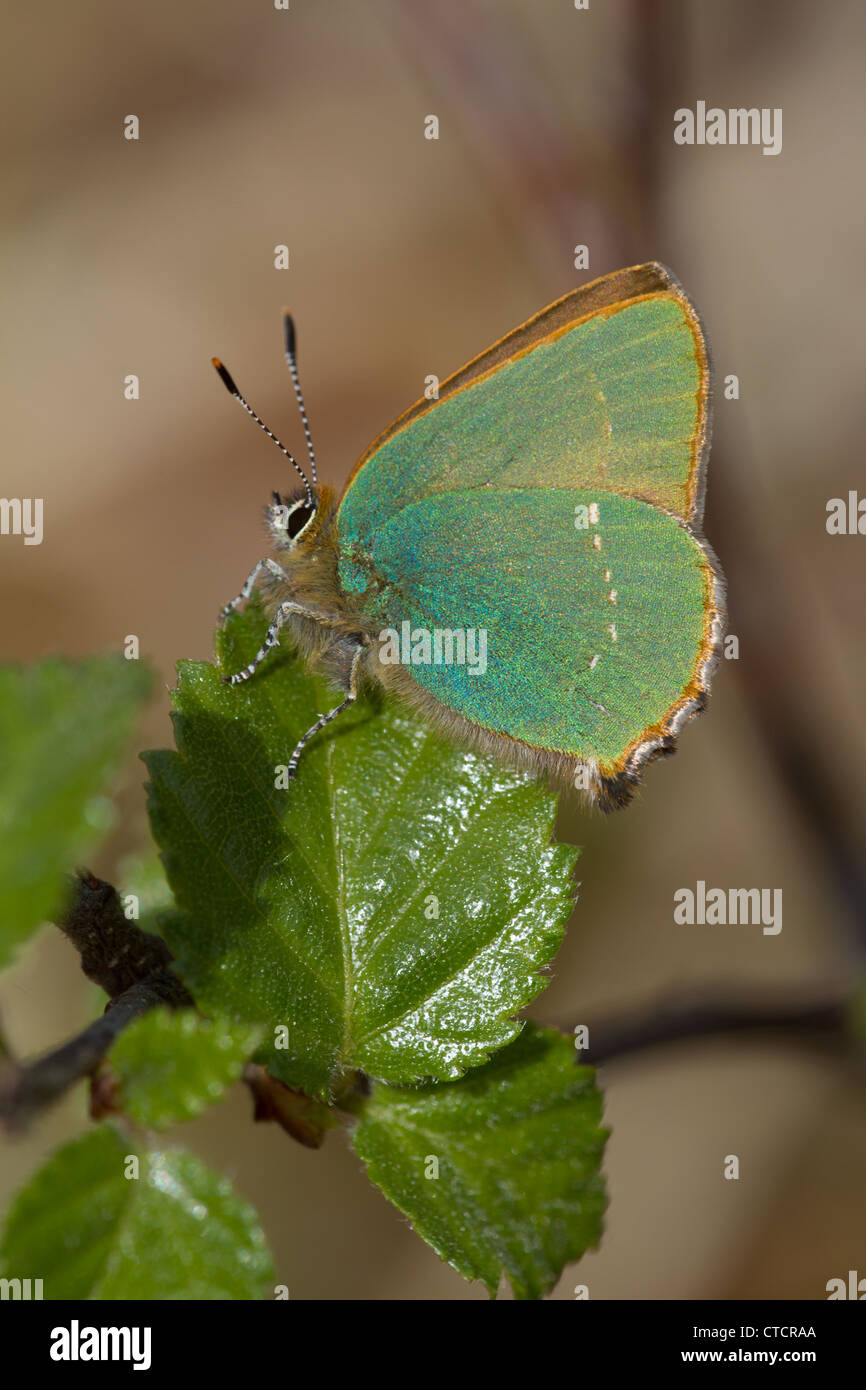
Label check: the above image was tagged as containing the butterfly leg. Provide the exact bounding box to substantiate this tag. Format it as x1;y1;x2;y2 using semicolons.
287;645;364;779
218;557;289;623
222;599;338;686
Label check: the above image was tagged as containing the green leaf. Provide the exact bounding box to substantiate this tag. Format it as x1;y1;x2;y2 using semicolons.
115;848;176;923
108;1010;264;1129
144;602;576;1099
0;1125;274;1299
0;657;152;970
350;1024;607;1299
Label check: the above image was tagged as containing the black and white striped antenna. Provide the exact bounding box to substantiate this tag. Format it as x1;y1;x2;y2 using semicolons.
211;356;314;507
281;310;318;487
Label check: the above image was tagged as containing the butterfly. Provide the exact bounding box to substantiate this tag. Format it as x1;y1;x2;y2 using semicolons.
212;262;725;810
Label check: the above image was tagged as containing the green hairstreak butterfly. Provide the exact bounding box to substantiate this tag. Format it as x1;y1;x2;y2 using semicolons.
212;261;725;810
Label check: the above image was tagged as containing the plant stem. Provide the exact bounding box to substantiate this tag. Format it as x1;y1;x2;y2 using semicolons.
0;871;192;1133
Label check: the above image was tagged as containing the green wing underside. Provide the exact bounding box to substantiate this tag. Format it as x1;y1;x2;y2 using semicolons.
339;296;704;528
341;489;708;766
336;293;711;768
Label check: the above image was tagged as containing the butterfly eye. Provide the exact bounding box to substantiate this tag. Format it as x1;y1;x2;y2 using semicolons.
286;502;316;540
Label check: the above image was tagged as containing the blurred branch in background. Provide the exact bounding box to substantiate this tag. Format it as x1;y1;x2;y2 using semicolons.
388;0;636;278
572;985;862;1067
390;0;866;963
0;872;192;1133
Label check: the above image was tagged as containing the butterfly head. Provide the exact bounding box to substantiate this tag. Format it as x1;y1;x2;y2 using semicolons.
267;487;319;549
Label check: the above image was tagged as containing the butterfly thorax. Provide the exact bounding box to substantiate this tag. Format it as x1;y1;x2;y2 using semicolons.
263;484;376;683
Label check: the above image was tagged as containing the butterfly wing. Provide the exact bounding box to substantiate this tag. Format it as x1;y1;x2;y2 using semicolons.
341;262;711;525
336;263;724;800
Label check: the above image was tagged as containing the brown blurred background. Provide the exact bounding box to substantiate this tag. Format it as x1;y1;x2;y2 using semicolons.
1;0;865;1299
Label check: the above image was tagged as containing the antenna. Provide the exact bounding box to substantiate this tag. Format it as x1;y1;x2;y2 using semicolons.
282;311;318;486
211;357;313;506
